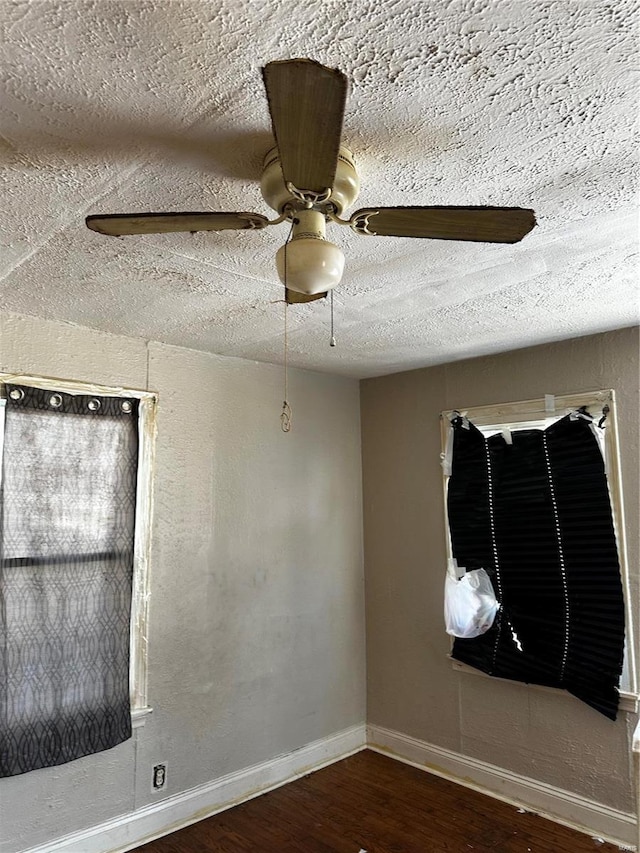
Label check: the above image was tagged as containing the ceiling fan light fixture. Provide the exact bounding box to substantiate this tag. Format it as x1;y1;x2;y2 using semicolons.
276;236;345;295
275;208;345;295
84;60;537;306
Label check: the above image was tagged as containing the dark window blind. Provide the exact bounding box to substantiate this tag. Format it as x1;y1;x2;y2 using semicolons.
447;413;625;720
0;384;139;776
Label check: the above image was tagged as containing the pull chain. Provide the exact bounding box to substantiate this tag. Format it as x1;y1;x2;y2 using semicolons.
330;289;336;347
280;224;293;433
281;300;291;432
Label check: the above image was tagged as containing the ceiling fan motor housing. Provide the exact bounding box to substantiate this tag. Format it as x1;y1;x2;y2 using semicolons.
261;146;360;216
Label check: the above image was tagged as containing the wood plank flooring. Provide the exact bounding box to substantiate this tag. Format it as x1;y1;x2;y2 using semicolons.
135;749;621;853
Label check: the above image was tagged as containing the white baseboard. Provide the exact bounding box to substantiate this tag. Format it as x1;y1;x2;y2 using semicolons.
25;724;367;853
367;723;637;850
23;722;637;853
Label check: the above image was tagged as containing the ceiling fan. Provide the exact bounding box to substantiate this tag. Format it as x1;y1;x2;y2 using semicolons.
86;59;536;305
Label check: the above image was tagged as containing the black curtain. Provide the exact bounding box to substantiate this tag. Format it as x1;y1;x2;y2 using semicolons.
447;413;625;720
0;384;139;776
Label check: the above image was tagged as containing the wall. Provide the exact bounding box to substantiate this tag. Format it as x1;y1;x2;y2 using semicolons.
0;311;365;852
361;327;639;813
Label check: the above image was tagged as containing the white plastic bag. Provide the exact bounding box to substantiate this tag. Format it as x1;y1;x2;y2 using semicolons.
444;561;498;639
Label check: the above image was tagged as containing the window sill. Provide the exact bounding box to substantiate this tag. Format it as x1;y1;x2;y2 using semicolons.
132;706;153;728
449;657;638;714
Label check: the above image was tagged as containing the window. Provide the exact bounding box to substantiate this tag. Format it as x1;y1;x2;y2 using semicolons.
0;375;156;776
440;390;635;719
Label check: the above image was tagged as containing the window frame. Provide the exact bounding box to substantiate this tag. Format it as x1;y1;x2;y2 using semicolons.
440;389;638;713
0;372;157;724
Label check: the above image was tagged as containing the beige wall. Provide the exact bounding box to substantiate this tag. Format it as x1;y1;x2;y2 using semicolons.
0;311;365;852
1;311;637;848
361;327;639;812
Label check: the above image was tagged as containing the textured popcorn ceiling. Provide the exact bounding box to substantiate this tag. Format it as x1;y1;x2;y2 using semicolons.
1;0;638;378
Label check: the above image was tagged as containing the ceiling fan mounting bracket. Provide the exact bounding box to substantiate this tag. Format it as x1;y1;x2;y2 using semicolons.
261;146;360;217
350;210;380;236
327;209;380;235
237;213;270;229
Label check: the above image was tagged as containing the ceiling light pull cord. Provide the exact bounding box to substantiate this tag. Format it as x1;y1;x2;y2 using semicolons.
281;301;292;432
330;289;336;347
281;221;294;433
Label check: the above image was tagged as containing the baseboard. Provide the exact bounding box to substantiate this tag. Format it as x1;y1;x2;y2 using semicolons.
367;723;637;850
23;722;636;853
25;724;367;853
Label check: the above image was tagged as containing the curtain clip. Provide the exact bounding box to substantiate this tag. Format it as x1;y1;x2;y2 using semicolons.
570;406;593;423
598;404;609;429
449;409;469;429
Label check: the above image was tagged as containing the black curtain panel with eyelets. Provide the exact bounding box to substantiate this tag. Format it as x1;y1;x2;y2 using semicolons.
0;384;139;776
447;413;625;720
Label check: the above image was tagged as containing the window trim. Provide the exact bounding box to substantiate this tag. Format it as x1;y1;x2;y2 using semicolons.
440;389;637;709
0;372;157;720
449;657;638;713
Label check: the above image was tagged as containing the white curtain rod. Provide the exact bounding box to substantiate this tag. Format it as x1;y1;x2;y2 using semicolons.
441;390;613;424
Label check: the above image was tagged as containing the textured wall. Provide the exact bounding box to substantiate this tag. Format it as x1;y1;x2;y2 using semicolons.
0;311;637;848
0;311;365;852
361;327;639;811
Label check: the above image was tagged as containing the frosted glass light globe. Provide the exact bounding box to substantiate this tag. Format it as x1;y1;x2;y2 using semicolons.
276;238;345;295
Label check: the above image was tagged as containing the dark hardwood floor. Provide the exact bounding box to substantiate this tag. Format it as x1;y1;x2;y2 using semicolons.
135;749;621;852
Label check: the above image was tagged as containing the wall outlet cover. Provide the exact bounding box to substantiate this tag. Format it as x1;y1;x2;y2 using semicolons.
152;762;167;792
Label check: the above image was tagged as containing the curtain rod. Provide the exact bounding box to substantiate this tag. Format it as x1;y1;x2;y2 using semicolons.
441;390;613;423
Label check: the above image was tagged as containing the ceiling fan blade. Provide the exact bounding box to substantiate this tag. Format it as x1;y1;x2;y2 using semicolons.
285;289;327;304
262;59;347;194
350;206;536;243
86;211;270;236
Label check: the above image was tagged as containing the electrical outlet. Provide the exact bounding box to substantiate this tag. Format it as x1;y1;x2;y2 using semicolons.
152;762;167;792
